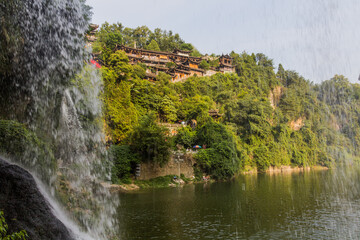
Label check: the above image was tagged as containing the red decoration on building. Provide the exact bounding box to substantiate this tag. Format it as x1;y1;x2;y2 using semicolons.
90;59;101;69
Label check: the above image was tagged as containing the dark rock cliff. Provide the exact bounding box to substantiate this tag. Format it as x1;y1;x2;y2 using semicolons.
0;157;74;240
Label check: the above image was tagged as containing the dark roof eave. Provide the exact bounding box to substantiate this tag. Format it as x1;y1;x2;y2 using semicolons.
118;45;171;55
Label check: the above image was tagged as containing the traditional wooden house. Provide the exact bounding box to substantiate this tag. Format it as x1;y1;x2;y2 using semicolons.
218;55;235;73
112;44;236;81
173;49;191;57
116;45;205;81
188;58;200;69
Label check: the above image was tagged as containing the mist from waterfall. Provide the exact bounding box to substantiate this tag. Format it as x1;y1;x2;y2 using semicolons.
0;0;118;239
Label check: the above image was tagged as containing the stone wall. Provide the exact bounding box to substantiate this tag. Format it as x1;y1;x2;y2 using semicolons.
137;151;195;180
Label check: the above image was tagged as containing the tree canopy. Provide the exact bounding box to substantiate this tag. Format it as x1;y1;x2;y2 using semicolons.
93;23;360;180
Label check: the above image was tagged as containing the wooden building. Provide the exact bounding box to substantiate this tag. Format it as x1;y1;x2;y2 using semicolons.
101;44;237;82
218;55;235;73
116;45;205;81
173;49;192;57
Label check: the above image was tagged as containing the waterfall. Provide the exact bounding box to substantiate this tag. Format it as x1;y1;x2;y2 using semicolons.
0;0;118;239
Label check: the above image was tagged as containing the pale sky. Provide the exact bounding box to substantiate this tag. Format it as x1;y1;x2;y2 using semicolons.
87;0;360;83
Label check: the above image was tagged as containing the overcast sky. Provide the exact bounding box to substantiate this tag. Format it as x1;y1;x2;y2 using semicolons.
87;0;360;83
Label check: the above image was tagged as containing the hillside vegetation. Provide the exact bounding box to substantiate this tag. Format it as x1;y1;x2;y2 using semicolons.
95;23;360;181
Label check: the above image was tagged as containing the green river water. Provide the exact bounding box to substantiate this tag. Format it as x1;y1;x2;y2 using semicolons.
116;168;360;239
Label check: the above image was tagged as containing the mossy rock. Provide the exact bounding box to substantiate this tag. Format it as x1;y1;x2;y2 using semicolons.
0;119;56;183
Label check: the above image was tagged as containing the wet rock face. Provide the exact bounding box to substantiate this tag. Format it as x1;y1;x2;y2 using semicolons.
0;158;74;240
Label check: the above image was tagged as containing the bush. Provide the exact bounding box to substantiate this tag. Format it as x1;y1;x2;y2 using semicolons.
157;72;172;85
133;64;146;79
174;126;196;149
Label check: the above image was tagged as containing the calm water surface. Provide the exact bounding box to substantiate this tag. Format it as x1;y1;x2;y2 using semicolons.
116;168;360;239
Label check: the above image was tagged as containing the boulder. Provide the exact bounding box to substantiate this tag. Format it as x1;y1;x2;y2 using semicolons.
0;157;74;240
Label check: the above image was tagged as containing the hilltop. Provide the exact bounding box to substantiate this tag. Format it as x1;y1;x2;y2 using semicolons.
90;23;360;183
88;24;235;82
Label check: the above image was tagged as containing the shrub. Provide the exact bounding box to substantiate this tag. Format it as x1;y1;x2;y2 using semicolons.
174;126;196;149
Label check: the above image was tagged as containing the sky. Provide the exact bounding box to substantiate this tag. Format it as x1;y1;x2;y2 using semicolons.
86;0;360;83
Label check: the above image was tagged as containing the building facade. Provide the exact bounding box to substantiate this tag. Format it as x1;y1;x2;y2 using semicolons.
116;45;235;81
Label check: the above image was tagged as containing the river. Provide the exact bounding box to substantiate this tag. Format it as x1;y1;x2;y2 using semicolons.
116;168;360;239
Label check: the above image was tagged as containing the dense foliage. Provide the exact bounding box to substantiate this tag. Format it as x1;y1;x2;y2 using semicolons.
95;23;360;181
92;23;201;64
130;113;171;167
194;121;241;179
110;145;139;184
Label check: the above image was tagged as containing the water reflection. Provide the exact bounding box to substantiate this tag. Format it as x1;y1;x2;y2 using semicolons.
116;168;360;239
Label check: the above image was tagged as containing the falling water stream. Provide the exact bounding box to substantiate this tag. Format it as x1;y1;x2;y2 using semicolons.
0;0;117;239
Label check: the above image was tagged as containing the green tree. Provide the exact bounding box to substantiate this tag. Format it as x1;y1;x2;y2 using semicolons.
195;142;239;179
132;26;151;48
190;48;202;57
92;22;123;63
103;80;138;143
102;31;122;51
178;95;212;123
199;60;210;70
195;121;241;179
179;43;193;51
156;72;172;85
106;50;134;80
110;145;139;184
253;144;270;171
159;96;177;122
225;94;273;140
130;113;171;166
174;126;196;149
277;63;286;84
146;39;160;51
133;64;146;79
